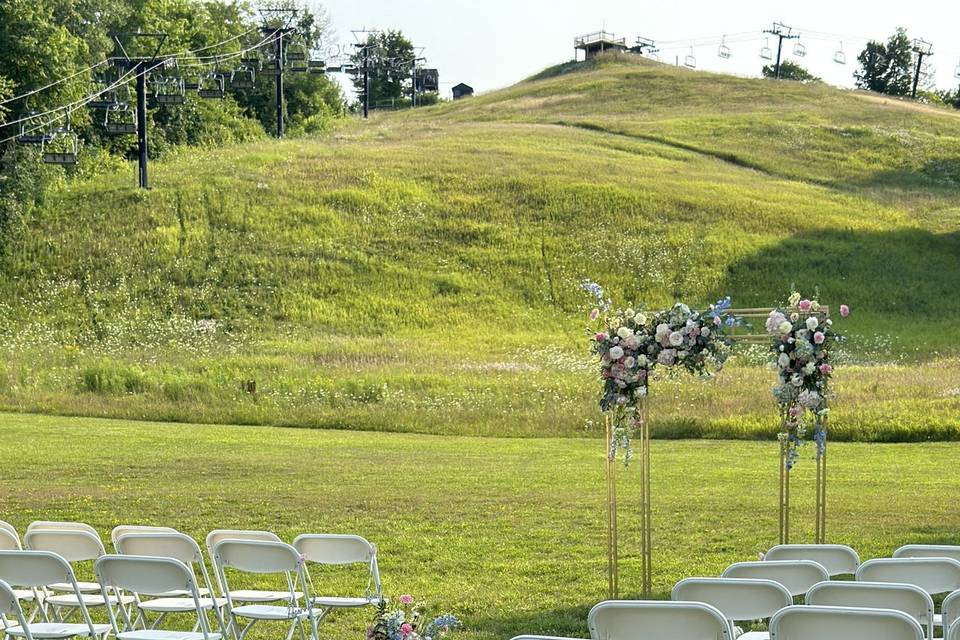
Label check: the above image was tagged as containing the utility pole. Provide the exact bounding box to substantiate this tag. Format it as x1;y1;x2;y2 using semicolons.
363;45;370;118
911;38;933;99
764;22;799;79
112;31;168;189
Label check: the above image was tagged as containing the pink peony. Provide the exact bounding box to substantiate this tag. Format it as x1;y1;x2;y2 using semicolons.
789;406;802;418
400;624;414;636
813;331;825;344
819;363;833;375
590;308;600;320
713;315;721;326
798;299;812;312
595;332;607;342
399;595;414;605
839;304;850;317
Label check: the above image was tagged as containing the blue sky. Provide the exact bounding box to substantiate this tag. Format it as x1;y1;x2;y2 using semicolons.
320;0;960;98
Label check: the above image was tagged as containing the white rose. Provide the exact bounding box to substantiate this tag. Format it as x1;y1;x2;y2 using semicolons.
806;316;819;331
624;356;636;369
791;374;804;387
637;355;648;367
635;313;647;325
625;308;635;318
617;326;633;339
790;312;799;322
778;321;793;334
609;346;624;360
701;327;710;337
777;353;790;368
788;292;801;306
803;362;815;375
669;331;684;347
656;323;670;338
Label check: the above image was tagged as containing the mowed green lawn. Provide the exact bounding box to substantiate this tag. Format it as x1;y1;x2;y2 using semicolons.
3;413;959;640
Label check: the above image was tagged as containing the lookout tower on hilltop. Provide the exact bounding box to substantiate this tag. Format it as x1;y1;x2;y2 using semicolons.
574;31;627;61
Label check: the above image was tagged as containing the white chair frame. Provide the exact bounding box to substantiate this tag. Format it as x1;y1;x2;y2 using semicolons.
805;580;934;639
769;605;924;640
292;534;382;625
764;544;860;576
722;560;829;597
588;599;733;640
673;577;791;640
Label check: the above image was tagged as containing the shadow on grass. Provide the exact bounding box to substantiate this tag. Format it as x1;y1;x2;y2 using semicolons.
715;227;960;327
469;604;592;639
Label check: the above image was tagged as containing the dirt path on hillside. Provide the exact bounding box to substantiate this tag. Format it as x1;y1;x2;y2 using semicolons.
852;92;960;120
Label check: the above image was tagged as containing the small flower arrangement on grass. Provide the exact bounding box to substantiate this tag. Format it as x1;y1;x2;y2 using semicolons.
368;595;460;640
766;291;850;469
583;281;740;463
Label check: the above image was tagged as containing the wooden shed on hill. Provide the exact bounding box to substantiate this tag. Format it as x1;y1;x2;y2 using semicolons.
452;83;474;100
574;31;627;61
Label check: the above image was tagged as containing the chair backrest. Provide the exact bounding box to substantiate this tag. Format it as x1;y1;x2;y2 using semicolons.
214;539;301;574
722;560;829;597
769;605;924;640
764;544;860;576
0;526;20;551
949;618;960;640
805;581;933;639
0;550;99;636
0;579;31;640
896;546;960;563
23;529;105;562
96;555;216;640
114;532;201;565
672;578;792;622
25;521;98;536
292;534;374;565
110;525;178;549
205;529;281;559
0;522;19;541
943;590;960;635
588;600;732;640
857;558;960;595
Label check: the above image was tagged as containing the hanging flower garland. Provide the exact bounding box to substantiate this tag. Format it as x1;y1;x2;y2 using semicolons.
766;291;850;469
584;281;740;464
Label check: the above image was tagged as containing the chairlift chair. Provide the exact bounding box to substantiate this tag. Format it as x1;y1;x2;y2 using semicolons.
103;104;137;135
285;41;307;61
794;42;807;57
718;36;731;59
834;41;847;65
684;47;697;69
240;50;262;70
954;59;960;79
290;57;309;73
198;73;225;99
230;66;256;89
154;76;186;105
308;60;326;74
262;55;284;76
88;88;119;110
760;38;773;60
42;127;78;165
15;112;53;145
183;73;201;92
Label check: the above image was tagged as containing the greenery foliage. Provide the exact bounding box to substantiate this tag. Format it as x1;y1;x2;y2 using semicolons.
761;60;820;83
854;28;914;96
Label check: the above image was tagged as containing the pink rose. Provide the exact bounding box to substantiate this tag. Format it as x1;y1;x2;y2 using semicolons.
713;315;721;326
839;304;850;317
789;406;802;418
399;594;414;605
813;331;825;344
400;624;414;636
590;308;600;320
595;332;607;342
820;363;833;375
798;299;812;312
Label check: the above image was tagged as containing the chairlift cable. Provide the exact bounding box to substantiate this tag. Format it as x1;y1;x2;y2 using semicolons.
0;59;112;107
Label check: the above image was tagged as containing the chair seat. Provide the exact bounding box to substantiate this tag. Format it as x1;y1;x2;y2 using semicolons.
13;588;43;602
933;613;942;627
152;588;211;598
737;632;769;640
139;597;227;612
4;623;111;639
310;596;377;608
48;582;101;593
118;632;222;640
229;590;301;603
231;604;314;620
45;593;136;608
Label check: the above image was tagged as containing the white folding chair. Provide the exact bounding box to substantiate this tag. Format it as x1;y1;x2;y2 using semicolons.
673;578;791;640
110;526;177;551
23;529;134;620
588;600;733;640
0;524;45;621
722;561;828;598
114;532;226;633
896;546;960;563
763;545;860;577
0;578;33;640
949;618;960;640
292;534;381;625
769;605;923;640
510;636;589;640
25;524;98;537
205;530;298;604
96;554;221;640
805;581;934;639
857;557;960;629
943;590;960;637
0;550;110;639
213;539;319;640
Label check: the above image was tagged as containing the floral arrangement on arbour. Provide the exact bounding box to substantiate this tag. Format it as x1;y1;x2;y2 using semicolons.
766;291;850;469
368;594;460;640
583;281;741;463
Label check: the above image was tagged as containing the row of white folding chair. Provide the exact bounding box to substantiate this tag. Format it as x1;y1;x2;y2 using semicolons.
512;600;927;640
762;544;860;576
857;556;960;629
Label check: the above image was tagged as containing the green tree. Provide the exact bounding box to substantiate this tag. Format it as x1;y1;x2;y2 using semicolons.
349;30;415;108
762;60;820;82
854;28;914;96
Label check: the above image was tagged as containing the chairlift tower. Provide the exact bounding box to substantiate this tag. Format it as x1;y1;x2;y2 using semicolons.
910;38;933;99
259;7;300;138
763;22;799;80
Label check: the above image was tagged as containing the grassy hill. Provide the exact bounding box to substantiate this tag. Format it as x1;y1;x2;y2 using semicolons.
2;53;960;439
